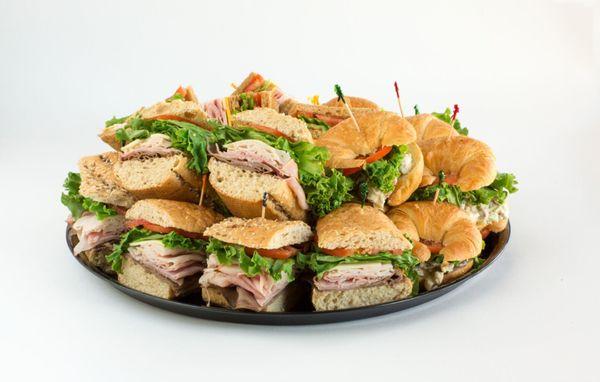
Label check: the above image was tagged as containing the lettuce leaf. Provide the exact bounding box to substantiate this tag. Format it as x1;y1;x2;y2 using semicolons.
105;115;128;128
254;80;273;92
61;172;117;220
364;145;409;193
410;172;518;206
233;93;255;113
206;238;295;281
432;108;468;136
302;170;354;216
298;115;330;131
106;228;207;273
297;250;420;285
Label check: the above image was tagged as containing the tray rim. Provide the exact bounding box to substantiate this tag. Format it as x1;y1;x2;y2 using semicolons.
67;221;510;325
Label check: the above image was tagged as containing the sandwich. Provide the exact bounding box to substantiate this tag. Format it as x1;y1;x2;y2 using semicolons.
322;96;379;110
315;111;423;210
200;217;312;312
231;72;289;104
297;203;419;311
387;201;483;291
107;199;223;299
100;86;208;150
62;153;136;274
409;136;518;236
231;108;314;143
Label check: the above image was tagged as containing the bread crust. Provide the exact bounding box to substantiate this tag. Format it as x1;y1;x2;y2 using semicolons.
485;218;508;233
207;158;307;221
387;142;424;206
442;259;474;284
311;275;412;311
406;114;458;143
113;155;201;203
99;124;123;150
323;96;379;110
315;111;416;169
316;203;412;251
139;99;208;126
419;136;496;191
203;217;312;249
231;107;313;143
387;201;482;262
125;199;223;233
281;101;376;121
78;152;136;208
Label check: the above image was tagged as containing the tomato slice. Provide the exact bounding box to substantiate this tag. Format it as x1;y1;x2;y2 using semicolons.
242;74;264;93
245;246;298;259
315;113;345;126
341;146;392;176
174;86;186;97
321;248;355;257
480;229;491;239
248;124;292;140
126;219;204;239
151;114;203;127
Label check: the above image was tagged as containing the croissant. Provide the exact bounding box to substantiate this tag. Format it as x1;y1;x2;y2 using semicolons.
419;136;496;191
323;96;379;110
483;218;508;236
406;114;458;143
316;111;416;169
387;201;482;263
387;143;424;206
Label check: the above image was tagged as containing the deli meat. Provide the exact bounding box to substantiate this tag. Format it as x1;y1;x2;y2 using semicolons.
208;140;308;210
120;133;181;160
313;262;396;291
203;98;227;124
199;254;289;309
127;240;205;285
72;213;126;256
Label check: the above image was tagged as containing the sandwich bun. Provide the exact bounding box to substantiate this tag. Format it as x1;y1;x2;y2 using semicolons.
406;114;458;143
232;108;314;143
323;96;379;110
78;152;136;208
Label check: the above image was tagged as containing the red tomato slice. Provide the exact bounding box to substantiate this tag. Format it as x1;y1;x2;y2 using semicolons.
342;167;362;176
245;246;298;259
126;219;204;239
151;114;203;127
242;74;264;92
341;146;392;176
321;247;355;257
253;92;262;106
444;174;459;185
249;124;292;140
315;113;345;126
174;86;186;97
480;229;491;240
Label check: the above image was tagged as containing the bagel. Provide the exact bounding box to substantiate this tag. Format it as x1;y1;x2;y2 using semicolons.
419;136;496;191
387;201;482;262
323;96;379;110
406;114;458;143
315;111;416;169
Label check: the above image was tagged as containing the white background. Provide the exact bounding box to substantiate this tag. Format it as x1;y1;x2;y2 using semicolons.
1;0;599;381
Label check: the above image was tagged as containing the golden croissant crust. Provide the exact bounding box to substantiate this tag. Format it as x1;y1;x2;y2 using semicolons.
387;143;424;206
387;201;482;262
316;111;416;169
419;136;496;191
323;96;379;110
406;114;458;143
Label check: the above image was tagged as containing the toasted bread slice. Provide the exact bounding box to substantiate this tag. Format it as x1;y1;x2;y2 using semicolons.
207;158;307;221
232;108;313;143
78;152;136;208
113;155;201;203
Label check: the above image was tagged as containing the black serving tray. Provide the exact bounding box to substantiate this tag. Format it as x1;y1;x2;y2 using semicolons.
67;222;510;325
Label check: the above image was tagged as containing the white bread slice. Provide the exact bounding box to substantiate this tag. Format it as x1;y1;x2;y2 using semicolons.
312;275;412;311
207;158;307;221
316;203;412;251
201;285;298;312
232;108;313;143
118;256;199;299
78;152;136;208
113;155;201;203
203;217;312;249
126;199;223;234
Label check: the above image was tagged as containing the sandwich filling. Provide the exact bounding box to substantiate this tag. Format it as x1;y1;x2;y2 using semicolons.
199;238;298;311
72;213;126;256
461;201;509;230
204;98;227;124
120;133;182;160
417;255;474;291
208;139;308;210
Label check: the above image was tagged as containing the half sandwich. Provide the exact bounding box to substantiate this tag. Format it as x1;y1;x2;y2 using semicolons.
62;152;136;274
298;203;419;311
200;217;313;312
107;199;223;299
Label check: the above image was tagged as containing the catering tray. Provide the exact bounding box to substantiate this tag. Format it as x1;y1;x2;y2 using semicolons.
67;222;510;325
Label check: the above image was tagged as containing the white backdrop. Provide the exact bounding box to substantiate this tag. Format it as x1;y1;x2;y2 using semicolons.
1;1;599;381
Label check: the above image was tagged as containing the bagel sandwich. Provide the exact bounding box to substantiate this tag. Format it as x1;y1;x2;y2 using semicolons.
200;217;313;312
315;111;423;210
62;153;136;274
106;199;223;299
388;201;483;291
298;204;419;311
100;86;208;150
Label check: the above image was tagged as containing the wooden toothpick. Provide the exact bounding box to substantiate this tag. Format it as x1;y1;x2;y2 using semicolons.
334;84;360;131
433;188;440;205
261;192;268;218
394;81;405;118
199;174;207;207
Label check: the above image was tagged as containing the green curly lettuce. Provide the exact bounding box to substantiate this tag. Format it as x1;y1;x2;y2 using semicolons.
432;107;468;136
206;238;296;281
364;145;409;194
61;172;117;220
298;115;331;131
106;228;207;273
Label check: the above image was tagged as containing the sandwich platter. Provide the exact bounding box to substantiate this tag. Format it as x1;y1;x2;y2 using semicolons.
67;223;509;325
61;73;518;325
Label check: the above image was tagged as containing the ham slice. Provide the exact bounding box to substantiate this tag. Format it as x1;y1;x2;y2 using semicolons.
120;133;181;160
127;240;205;285
203;98;227;124
208;140;308;210
72;213;126;256
199;254;289;308
313;262;396;291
